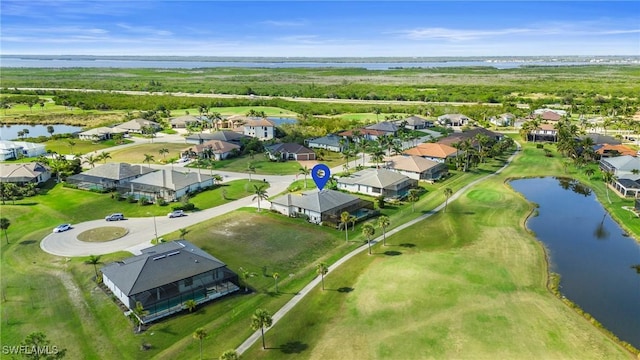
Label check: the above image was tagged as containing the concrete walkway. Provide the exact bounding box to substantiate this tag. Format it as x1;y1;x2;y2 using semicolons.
235;144;521;355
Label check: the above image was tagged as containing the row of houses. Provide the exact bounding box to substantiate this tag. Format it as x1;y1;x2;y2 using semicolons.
66;163;213;201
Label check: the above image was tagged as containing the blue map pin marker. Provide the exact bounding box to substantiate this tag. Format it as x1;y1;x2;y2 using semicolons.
311;164;331;190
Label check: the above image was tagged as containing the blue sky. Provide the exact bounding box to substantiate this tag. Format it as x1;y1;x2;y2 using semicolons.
1;1;638;57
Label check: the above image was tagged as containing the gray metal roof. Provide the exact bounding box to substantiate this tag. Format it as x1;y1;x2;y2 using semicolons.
307;134;344;147
337;168;410;189
265;143;314;155
101;240;227;296
271;189;360;213
185;131;248;142
601;155;640;171
130;169;212;190
365;121;398;133
72;163;156;181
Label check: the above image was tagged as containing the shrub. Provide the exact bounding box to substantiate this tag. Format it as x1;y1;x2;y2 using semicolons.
172;203;195;211
536;143;544;149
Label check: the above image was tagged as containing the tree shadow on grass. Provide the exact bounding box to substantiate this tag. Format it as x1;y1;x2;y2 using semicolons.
155;326;177;336
279;341;308;354
383;250;402;256
399;243;416;248
19;240;37;245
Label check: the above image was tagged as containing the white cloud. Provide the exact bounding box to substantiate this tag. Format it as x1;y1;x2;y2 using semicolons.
116;23;173;37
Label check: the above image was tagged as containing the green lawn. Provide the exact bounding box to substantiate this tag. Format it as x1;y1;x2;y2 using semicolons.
205;153;303;175
241;144;635;360
107;143;188;164
44;138;132;155
1;139;636;359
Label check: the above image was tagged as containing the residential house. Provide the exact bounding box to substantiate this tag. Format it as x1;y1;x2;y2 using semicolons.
186;140;240;161
170;115;201;129
0;140;46;160
395;115;433;130
115;119;161;134
337;168;417;198
599;155;640;178
489;113;516;127
243;118;275;140
78;127;127;141
384;155;448;182
537;111;562;122
582;133;622;145
101;240;239;324
437;114;472;127
270;189;374;225
403;143;458;163
306;134;348;152
66;163;156;191
594;144;636;158
185;131;249;145
365;121;399;136
124;169;214;202
437;127;503;148
338;128;386;141
529;124;558;142
0;162;51;184
265;143;316;161
533;108;567;117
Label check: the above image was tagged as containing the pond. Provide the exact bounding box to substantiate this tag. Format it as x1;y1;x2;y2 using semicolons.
510;177;640;349
0;124;83;140
267;117;297;126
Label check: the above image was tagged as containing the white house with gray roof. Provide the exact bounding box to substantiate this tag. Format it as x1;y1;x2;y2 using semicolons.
0;162;51;184
101;240;239;323
66;163;155;190
125;169;213;201
337;168;416;198
270;189;372;225
365;121;399;135
306;134;347;152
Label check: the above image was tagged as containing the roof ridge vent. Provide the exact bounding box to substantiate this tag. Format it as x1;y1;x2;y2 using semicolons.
167;251;180;257
152;255;166;260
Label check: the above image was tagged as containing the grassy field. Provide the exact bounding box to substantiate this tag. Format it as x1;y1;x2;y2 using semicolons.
45;138;132;155
1;139;637;359
205;153;304;175
107;143;188;164
241;141;635;359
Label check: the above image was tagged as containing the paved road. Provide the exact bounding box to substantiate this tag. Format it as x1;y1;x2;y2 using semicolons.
39;158;358;257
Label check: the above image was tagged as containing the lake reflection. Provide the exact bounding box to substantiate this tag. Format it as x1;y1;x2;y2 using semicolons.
510;177;640;348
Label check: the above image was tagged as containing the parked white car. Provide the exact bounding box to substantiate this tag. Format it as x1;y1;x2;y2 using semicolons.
168;210;185;218
53;224;72;233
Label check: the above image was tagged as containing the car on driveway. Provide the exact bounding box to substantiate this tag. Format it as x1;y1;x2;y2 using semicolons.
105;213;125;221
168;210;185;218
53;224;72;233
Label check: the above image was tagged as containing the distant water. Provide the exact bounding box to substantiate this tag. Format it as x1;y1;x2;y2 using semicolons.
0;124;83;140
0;57;626;70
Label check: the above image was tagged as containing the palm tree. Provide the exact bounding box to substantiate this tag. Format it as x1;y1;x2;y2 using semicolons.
444;188;453;213
219;350;239;360
247;163;256;182
585;168;595;180
179;228;190;240
340;211;350;242
252;184;268;212
98;151;111;164
316;262;328;290
67;140;76;154
0;217;10;244
362;223;375;255
86;255;102;279
193;327;207;360
250;308;273;350
272;272;280;293
158;148;169;162
376;216;390;246
407;189;419;212
299;166;310;188
184;299;197;313
130;301;148;333
143;154;155;168
47;125;55;137
239;267;256;292
349;214;357;231
83;154;98;169
602;171;615;204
